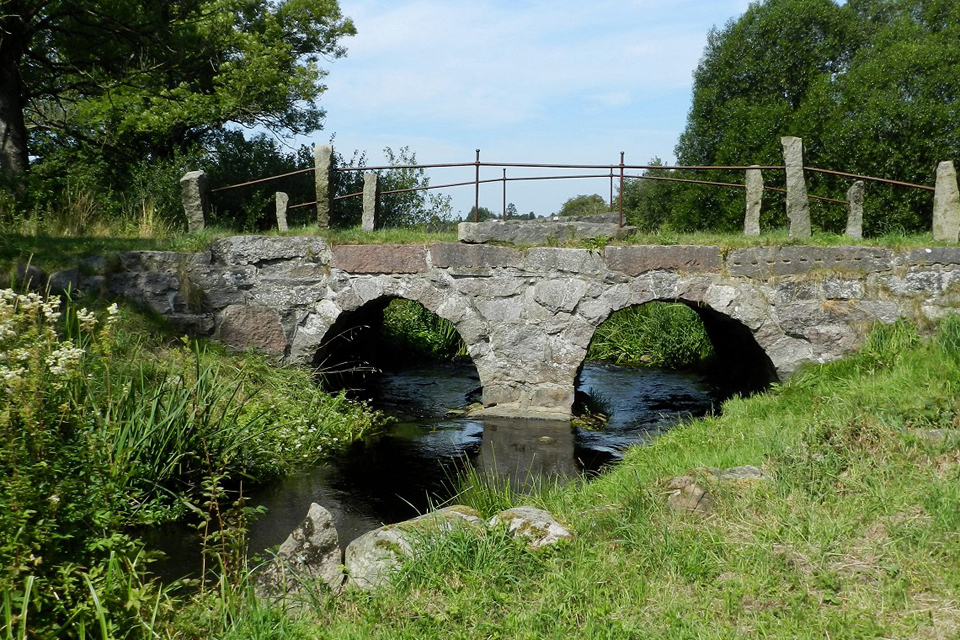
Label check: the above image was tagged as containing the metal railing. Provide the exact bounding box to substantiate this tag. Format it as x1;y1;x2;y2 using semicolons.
203;146;942;231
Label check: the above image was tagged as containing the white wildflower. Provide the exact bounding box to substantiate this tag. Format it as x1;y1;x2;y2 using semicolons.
45;342;84;376
76;308;97;332
42;297;61;323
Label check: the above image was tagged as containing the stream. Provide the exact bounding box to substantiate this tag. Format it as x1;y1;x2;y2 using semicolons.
149;361;720;581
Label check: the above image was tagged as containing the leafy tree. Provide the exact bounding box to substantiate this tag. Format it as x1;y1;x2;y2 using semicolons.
1;0;356;185
619;158;678;231
672;0;960;234
465;206;497;222
556;193;608;217
505;202;518;219
332;145;453;228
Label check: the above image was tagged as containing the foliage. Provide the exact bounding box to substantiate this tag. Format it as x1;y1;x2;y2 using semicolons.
667;0;960;235
3;0;355;179
0;289;380;635
380;299;466;362
619;158;681;231
331;146;454;229
587;302;715;368
464;206;498;222
556;193;608;217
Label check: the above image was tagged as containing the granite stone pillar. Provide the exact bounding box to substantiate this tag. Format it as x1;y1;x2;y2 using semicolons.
933;161;960;242
744;166;763;237
180;171;207;233
362;172;380;232
780;136;811;239
276;192;289;232
845;181;864;240
314;144;334;228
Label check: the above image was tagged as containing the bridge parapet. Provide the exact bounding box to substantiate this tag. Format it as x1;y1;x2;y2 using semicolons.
96;237;960;419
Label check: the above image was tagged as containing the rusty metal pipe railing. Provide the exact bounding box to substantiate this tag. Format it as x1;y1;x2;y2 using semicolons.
210;167;315;193
803;166;935;192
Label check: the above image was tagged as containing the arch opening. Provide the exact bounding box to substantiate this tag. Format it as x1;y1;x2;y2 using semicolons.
576;299;777;425
312;296;481;411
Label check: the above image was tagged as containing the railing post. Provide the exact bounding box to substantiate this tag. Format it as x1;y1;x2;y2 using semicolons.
780;136;811;239
502;168;507;219
362;172;380;232
744;166;763;236
618;152;625;228
474;149;481;222
844;181;864;240
933;161;960;241
179;170;206;233
609;168;614;212
314;144;334;228
275;192;289;232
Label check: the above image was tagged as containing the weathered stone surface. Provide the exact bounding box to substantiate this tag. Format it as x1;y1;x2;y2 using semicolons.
744;166;763;236
217;305;286;356
726;246;893;278
904;247;960;266
331;245;428;274
314;145;333;228
361;172;379;232
488;506;573;549
275;192;289;232
604;245;722;275
933;161;960;242
781;136;811;239
532;279;590;313
257;503;343;598
211;237;331;266
430;242;524;270
664;475;713;515
458;220;634;245
523;247;605;275
118;250;211;272
48;269;80;296
845;180;864;240
180;170;206;233
345;506;483;590
718;465;768;481
12;263;47;290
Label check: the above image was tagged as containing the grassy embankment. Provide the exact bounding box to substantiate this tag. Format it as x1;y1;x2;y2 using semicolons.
203;317;959;640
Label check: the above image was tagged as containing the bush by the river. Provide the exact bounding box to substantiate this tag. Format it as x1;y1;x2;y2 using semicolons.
0;289;380;636
380;299;467;362
587;302;714;368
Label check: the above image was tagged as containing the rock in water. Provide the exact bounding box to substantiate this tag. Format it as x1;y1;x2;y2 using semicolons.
257;503;344;598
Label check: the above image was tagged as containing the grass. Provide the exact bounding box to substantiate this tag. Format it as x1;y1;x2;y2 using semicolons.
215;317;960;639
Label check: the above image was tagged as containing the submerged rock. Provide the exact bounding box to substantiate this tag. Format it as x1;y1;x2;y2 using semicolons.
489;506;573;549
256;503;344;598
344;505;484;591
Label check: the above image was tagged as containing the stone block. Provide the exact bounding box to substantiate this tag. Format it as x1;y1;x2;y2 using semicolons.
933;161;960;241
314;145;333;229
532;279;590;313
275;192;289;232
257;503;344;598
604;245;722;275
845;180;864;240
211;236;331;266
523;247;605;275
330;245;428;274
361;172;379;232
781;136;811;239
744;166;763;236
430;242;523;270
903;247;960;266
180;171;207;233
458;220;634;245
217;305;286;357
726;246;893;278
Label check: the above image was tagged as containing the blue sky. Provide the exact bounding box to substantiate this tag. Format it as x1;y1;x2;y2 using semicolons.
303;0;753;218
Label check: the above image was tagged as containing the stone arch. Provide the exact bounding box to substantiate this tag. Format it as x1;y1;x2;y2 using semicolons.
292;277;489;394
576;284;778;399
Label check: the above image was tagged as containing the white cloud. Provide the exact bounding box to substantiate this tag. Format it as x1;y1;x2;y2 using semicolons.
307;0;753;215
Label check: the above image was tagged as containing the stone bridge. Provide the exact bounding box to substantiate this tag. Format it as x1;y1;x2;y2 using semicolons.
97;237;960;419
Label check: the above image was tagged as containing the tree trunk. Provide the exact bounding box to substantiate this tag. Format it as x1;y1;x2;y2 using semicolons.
0;6;29;181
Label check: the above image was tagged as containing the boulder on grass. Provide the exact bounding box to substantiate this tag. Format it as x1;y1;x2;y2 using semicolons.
344;506;484;591
488;506;573;549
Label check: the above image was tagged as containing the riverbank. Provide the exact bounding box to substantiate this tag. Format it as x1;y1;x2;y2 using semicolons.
192;317;960;639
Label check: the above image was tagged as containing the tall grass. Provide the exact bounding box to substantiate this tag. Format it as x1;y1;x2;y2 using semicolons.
587;302;714;368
